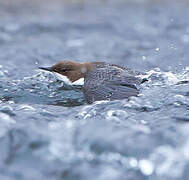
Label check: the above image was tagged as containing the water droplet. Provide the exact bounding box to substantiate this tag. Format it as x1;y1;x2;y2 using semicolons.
142;56;147;61
129;157;138;168
139;159;154;176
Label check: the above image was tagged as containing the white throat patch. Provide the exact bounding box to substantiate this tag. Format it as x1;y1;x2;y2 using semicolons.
54;72;72;85
72;78;84;86
54;72;84;86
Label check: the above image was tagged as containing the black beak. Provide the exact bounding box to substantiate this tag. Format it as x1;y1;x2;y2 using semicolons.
39;66;52;72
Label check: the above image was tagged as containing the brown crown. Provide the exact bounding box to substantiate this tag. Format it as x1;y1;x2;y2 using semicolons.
42;61;103;82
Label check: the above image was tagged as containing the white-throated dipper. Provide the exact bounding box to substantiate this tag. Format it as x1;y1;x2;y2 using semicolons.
39;61;146;104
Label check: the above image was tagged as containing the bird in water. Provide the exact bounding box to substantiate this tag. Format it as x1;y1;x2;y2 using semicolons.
39;61;146;104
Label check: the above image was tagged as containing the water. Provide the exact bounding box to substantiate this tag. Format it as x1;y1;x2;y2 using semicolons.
0;0;189;179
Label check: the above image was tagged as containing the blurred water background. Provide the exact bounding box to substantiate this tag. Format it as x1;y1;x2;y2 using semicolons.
0;0;189;179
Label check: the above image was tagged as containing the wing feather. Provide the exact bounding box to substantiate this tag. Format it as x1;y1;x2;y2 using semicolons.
84;65;142;104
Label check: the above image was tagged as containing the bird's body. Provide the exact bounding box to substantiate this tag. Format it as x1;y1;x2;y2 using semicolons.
39;61;145;103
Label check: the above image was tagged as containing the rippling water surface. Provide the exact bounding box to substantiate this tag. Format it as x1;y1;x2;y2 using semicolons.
0;0;189;179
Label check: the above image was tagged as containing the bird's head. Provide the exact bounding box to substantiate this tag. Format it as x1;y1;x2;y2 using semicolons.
39;61;96;84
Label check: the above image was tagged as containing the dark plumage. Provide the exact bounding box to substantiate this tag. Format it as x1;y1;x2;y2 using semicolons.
83;63;143;103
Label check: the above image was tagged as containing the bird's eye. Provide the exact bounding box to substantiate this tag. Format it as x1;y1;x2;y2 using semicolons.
61;69;67;72
61;68;72;72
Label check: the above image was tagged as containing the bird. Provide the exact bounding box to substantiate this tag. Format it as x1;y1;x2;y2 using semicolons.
39;61;146;104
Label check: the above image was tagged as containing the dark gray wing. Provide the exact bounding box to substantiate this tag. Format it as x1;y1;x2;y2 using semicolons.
83;66;142;104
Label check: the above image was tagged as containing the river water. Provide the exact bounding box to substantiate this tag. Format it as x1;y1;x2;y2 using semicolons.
0;0;189;179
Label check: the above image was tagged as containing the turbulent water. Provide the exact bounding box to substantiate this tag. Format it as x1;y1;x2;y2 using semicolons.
0;0;189;179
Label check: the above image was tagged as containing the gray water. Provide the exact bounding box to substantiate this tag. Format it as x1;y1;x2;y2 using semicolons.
0;0;189;179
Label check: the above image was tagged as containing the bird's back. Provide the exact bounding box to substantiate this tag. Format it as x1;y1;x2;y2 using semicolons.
83;63;144;103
